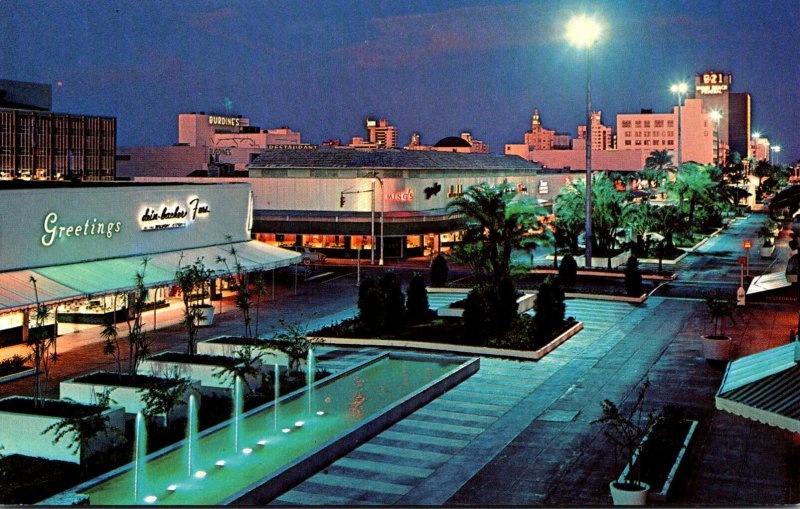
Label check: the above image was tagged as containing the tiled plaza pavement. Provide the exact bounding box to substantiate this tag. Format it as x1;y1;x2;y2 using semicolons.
273;297;800;506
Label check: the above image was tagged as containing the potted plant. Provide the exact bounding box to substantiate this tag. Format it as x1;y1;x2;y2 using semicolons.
592;380;662;505
701;290;741;362
757;223;775;258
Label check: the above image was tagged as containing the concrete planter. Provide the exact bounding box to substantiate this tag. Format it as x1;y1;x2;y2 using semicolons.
0;397;125;464
0;367;36;384
437;292;536;318
59;374;201;426
702;335;732;361
559;251;630;269
138;354;262;398
197;336;291;367
760;244;775;258
609;481;649;506
193;304;215;327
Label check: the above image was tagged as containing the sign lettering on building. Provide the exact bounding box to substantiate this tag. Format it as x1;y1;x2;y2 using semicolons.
208;116;241;127
385;188;415;203
139;196;210;231
263;144;318;150
209;148;232;156
447;184;463;198
41;213;122;247
696;72;731;95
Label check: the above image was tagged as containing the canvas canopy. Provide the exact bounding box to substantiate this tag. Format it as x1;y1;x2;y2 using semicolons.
0;241;300;313
715;342;800;433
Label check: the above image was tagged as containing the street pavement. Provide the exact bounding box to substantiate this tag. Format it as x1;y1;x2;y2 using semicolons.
2;212;799;505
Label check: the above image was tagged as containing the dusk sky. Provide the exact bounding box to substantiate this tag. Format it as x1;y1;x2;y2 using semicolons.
3;0;799;163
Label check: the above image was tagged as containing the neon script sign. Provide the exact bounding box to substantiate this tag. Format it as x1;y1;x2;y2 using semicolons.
140;196;210;231
41;214;122;247
385;188;415;202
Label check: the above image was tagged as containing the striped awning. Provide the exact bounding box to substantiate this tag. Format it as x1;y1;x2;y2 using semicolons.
0;241;300;313
715;342;800;433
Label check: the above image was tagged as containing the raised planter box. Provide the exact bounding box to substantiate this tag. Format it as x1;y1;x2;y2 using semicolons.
760;245;775;258
437;292;536;318
565;291;648;304
0;396;125;464
533;268;677;281
617;419;699;502
59;372;201;426
0;367;36;384
548;251;631;269
317;321;584;361
138;353;262;398
197;336;291;367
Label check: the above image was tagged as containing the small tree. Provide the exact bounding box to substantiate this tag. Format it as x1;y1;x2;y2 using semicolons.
379;271;406;331
101;293;124;379
532;276;566;343
218;237;253;338
430;254;449;287
213;345;264;397
702;289;742;338
271;318;323;371
495;276;520;334
591;380;662;489
405;272;430;323
357;277;382;334
624;256;643;297
558;254;578;288
176;256;214;355
461;286;489;345
124;259;151;376
27;276;58;407
138;374;193;425
42;391;124;458
252;273;269;338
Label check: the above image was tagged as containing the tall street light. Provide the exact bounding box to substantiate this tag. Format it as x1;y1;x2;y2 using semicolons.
670;82;689;172
772;145;781;166
709;109;723;170
369;172;385;266
566;14;601;267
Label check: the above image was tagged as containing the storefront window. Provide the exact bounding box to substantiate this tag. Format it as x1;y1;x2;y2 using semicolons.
406;235;421;249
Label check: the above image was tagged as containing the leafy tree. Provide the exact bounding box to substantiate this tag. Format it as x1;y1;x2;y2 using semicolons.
175;256;214;355
218;240;253;339
100;293;124;380
42;392;124;457
623;201;657;257
624;256;643;297
558;254;578;288
405;272;430;323
213;345;264;396
447;182;545;286
357;277;382;333
650;204;682;254
461;287;490;344
667;163;717;230
553;182;586;254
591;174;631;267
496;276;520;332
252;273;269;338
430;254;449;287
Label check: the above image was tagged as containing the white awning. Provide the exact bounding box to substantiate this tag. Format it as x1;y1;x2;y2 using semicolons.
715;342;800;433
0;241;301;313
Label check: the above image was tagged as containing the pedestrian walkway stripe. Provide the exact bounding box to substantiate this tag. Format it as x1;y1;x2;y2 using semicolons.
414;407;498;424
304;472;411;495
378;429;471;448
395;418;483;436
356;443;453;463
273;489;355;506
334;457;434;478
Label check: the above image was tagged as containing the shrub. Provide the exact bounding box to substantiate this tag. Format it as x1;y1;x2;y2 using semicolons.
558;254;577;287
379;271;406;331
405;272;430;323
430;254;449;287
461;287;489;345
357;277;382;333
496;277;520;333
624;255;643;296
0;355;27;377
532;276;566;343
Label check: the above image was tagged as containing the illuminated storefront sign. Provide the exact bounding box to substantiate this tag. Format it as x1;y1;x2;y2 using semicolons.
208;116;241;127
447;184;463;198
140;196;210;231
41;213;122;247
385;188;415;202
696;72;730;95
263;144;318;150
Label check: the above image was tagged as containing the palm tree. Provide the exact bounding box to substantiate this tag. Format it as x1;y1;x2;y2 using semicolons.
640;149;674;196
667;163;716;230
447;182;545;286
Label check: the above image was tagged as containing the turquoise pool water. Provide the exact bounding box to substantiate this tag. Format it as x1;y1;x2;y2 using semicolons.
80;354;464;505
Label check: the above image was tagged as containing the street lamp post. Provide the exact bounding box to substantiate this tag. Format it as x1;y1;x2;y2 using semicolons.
773;145;781;166
709;109;722;170
369;171;385;266
566;14;601;268
671;82;688;172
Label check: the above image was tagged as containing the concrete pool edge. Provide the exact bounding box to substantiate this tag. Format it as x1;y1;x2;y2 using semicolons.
223;353;480;505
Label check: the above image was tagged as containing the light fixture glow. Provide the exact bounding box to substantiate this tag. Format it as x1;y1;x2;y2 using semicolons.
257;439;268;446
316;411;325;416
242;447;253;455
215;460;226;467
753;131;761;139
282;427;291;433
565;14;601;48
670;82;688;94
144;495;158;503
709;109;723;122
194;470;207;479
166;485;178;493
294;420;305;428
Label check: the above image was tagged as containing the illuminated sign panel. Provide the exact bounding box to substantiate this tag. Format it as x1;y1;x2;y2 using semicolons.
696;72;731;95
41;213;122;247
385;188;415;202
139;196;210;231
208;116;241;127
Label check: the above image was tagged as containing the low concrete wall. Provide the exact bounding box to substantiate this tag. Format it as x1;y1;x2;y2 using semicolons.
225;354;480;505
138;356;265;397
197;337;290;366
435;292;536;318
0;398;125;464
59;377;201;426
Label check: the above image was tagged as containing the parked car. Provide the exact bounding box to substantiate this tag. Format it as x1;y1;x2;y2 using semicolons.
281;245;326;265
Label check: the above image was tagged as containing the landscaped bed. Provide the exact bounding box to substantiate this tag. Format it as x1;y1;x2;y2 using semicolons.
0;355;34;382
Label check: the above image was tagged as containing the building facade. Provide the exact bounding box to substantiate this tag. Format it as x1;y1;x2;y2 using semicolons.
0;79;116;180
348;118;398;149
693;71;752;159
577;111;613;150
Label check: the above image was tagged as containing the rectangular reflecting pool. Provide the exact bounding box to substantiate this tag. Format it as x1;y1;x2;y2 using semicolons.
73;351;478;505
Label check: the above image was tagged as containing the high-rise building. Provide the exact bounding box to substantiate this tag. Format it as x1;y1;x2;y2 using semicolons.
577;111;613;150
366;118;398;148
0;79;116;180
524;109;556;150
693;71;751;158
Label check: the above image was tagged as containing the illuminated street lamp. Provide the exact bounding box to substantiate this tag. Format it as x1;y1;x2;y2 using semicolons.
752;132;761;162
670;82;689;172
772;145;781;166
566;14;601;267
369;172;385;266
709;109;723;170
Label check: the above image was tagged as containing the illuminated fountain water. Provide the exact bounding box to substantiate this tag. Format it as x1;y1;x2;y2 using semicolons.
75;353;474;506
187;394;197;478
306;349;315;416
133;412;147;502
233;377;243;453
273;364;279;432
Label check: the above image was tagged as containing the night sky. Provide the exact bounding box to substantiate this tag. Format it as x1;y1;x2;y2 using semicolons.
3;0;798;163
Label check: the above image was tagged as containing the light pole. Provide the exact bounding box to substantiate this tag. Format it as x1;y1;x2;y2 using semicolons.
709;109;722;170
566;14;601;267
370;174;385;266
772;145;781;166
670;82;688;172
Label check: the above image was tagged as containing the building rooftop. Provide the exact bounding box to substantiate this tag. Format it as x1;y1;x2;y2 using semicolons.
249;148;537;171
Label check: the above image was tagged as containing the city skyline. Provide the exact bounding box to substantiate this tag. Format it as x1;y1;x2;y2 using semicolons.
2;0;798;162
